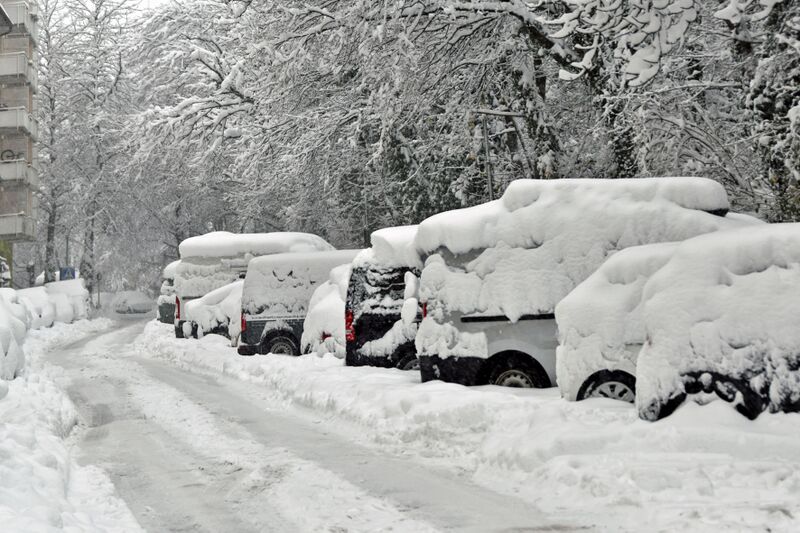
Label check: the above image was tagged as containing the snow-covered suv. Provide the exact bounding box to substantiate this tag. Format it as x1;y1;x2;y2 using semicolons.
238;249;360;356
173;231;334;338
344;226;422;371
415;177;748;389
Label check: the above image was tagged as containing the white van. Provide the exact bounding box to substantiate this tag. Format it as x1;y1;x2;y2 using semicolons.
414;177;758;389
238;249;361;355
174;232;334;338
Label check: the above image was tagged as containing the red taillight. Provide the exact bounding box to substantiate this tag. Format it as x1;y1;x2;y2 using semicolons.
241;313;247;333
321;332;331;341
422;302;428;318
345;309;355;342
175;296;180;320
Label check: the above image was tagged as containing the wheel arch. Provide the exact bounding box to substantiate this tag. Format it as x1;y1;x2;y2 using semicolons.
478;350;552;388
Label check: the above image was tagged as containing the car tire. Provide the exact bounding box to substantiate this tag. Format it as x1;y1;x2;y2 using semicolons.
262;334;300;356
486;353;549;388
577;370;636;403
396;354;420;371
683;371;764;420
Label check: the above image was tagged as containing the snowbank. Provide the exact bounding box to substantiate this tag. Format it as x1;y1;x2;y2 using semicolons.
301;264;351;357
137;320;800;532
416;177;746;360
242;250;361;317
636;223;800;420
0;319;143;532
184;280;243;340
179;231;334;259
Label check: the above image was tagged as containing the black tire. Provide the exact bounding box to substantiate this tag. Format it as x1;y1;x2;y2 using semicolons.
486;353;549;388
683;371;764;420
577;370;636;403
262;334;300;356
396;354;420;371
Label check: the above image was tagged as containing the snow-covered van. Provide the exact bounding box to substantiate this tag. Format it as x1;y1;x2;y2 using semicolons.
636;223;800;420
157;260;180;323
415;177;750;389
238;249;361;356
345;226;422;370
173;232;334;338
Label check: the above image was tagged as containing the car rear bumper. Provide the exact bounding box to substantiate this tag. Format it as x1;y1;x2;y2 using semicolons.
418;354;485;386
237;343;258;356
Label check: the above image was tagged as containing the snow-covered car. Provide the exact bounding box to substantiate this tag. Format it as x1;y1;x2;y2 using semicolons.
345;226;422;371
301;264;352;358
239;249;361;356
157;260;179;323
636;223;800;420
555;226;754;403
44;279;91;323
415;177;752;389
174;232;334;338
112;291;154;314
17;287;56;329
183;280;243;344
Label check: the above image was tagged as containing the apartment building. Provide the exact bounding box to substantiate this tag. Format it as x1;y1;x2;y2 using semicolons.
0;0;36;243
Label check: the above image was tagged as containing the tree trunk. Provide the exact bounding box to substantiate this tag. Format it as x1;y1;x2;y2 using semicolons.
44;205;58;283
607;101;639;178
79;201;96;294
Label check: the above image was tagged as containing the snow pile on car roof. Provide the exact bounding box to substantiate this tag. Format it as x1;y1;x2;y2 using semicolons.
301;264;352;358
242;250;361;317
636;223;800;420
364;225;421;269
162;260;180;279
179;231;334;259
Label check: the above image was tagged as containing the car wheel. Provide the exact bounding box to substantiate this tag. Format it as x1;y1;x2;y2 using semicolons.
577;370;636;403
683;371;764;420
263;335;299;356
396;354;420;371
487;353;548;388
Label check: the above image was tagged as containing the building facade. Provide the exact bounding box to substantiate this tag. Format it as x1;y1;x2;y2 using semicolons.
0;0;36;243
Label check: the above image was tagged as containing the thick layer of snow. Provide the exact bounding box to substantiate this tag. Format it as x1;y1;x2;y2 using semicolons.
415;178;751;359
162;259;180;280
367;225;421;269
0;319;143;532
242;250;361;317
636;223;800;420
45;279;91;322
17;287;56;329
301;264;352;357
179;231;334;259
184;280;243;340
138;320;800;532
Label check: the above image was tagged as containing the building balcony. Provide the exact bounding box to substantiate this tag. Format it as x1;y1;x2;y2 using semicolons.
0;158;36;186
0;51;36;88
0;106;37;140
3;2;37;42
0;213;34;241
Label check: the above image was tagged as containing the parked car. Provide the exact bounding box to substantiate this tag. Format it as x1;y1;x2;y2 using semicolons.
157;260;179;323
183;280;243;344
636;223;800;420
112;291;155;314
344;226;422;370
415;177;755;389
301;264;352;358
173;231;334;338
238;249;361;356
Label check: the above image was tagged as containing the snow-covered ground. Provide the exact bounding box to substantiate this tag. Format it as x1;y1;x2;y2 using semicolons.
137;320;800;532
0;319;142;532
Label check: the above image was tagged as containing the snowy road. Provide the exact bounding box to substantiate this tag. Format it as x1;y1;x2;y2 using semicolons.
46;320;562;532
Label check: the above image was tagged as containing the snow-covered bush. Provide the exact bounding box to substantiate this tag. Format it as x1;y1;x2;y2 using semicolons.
636;223;800;420
301;264;352;358
184;280;243;342
415;178;737;363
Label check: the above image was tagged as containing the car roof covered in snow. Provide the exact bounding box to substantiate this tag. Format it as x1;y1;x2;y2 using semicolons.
354;225;421;269
179;231;334;259
415;177;731;255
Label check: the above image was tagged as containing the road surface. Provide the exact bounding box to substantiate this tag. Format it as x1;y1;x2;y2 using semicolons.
46;320;571;532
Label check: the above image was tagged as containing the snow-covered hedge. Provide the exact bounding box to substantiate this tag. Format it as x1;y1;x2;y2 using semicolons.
415;177;741;360
301;264;351;357
636;223;800;420
183;280;243;341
